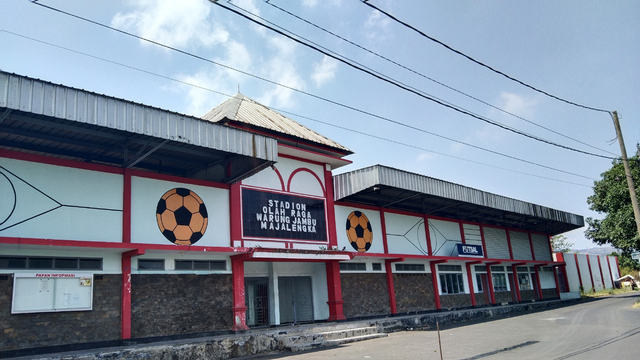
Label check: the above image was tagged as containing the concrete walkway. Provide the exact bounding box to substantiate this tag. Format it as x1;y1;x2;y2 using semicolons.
4;298;581;360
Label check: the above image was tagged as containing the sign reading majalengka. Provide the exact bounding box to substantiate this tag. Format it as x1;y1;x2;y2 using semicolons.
242;188;327;241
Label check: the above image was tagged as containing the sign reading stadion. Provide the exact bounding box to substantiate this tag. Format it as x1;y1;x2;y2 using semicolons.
242;188;327;242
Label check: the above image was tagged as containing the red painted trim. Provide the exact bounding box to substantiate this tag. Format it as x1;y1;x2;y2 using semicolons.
279;153;327;167
334;201;382;213
385;260;397;314
324;167;338;248
586;255;595;292
326;261;346;321
225;122;351;158
606;256;614;288
574;254;584;291
505;230;514;260
485;265;496;304
271;166;286;191
528;231;536;261
121;255;132;339
511;265;521;302
131;169;230;190
479;226;488;259
121;248;145;340
279;143;352;164
287;167;326;195
231;255;249;331
555;253;570;292
546;235;554;261
466;263;476;306
230;183;242;247
380;208;389;254
123;168;132;244
615;257;621;279
597;256;606;289
0;236;248;253
1;149;122;174
533;266;543;299
459;221;466;244
430;261;441;310
424;215;433;256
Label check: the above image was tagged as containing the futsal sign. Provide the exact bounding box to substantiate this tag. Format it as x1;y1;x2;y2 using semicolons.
456;243;484;258
242;188;327;242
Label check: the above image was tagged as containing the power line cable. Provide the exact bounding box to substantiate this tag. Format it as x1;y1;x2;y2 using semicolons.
361;0;611;114
214;0;615;161
19;6;599;179
265;0;617;157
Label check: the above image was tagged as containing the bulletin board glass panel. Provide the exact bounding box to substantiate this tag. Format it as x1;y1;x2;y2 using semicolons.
12;273;94;314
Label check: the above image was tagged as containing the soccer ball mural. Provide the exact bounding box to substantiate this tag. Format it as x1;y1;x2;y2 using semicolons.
346;211;372;252
156;188;208;245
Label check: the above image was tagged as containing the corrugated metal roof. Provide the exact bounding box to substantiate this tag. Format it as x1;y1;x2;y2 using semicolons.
201;92;350;153
0;71;277;162
334;165;584;234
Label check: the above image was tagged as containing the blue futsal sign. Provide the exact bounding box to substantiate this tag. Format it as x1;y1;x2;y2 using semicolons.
456;243;484;258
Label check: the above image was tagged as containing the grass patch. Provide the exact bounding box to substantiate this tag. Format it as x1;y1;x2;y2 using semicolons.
581;287;637;298
633;299;640;309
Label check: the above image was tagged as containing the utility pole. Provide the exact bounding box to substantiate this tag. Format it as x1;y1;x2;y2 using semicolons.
611;111;640;240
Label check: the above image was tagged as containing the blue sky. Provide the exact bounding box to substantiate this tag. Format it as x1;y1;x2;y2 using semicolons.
1;0;638;250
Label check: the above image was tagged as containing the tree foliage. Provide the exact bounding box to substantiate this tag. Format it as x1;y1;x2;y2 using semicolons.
585;155;640;252
550;234;574;253
611;251;640;273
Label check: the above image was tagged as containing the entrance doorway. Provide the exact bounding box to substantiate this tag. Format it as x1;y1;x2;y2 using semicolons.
245;277;269;327
278;276;314;324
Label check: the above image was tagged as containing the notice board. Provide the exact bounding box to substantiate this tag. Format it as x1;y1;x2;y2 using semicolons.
12;273;94;314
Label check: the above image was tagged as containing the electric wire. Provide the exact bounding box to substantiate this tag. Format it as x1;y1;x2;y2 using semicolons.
214;0;615;161
361;0;611;114
265;0;617;157
15;7;598;180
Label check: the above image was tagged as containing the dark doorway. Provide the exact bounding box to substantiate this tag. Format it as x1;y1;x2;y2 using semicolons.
245;277;269;327
278;276;314;324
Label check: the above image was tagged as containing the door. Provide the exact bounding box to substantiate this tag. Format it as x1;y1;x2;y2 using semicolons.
245;278;269;327
509;273;517;302
479;274;490;304
278;277;314;324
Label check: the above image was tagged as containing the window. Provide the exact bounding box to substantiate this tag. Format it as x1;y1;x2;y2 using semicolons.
175;260;226;271
372;263;382;271
474;265;487;272
440;273;465;294
518;273;532;290
476;273;483;292
492;273;508;292
395;263;425;272
438;265;462;272
0;256;102;270
340;262;366;271
490;265;505;272
138;259;164;270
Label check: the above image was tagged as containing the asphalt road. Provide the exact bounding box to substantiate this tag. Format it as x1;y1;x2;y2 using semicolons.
242;292;640;360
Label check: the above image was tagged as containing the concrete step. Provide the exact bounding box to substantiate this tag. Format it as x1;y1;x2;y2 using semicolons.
278;326;378;347
286;333;389;352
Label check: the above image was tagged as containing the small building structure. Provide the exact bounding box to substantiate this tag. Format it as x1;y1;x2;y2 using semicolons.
0;71;602;352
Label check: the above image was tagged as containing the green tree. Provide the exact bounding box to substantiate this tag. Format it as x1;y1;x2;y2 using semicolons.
585;155;640;252
611;251;640;277
550;234;574;253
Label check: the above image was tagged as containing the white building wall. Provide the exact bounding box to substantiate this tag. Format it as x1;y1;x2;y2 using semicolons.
563;254;581;293
576;254;593;291
589;255;604;291
600;255;614;289
608;256;620;280
334;205;384;254
429;219;462;257
384;212;428;256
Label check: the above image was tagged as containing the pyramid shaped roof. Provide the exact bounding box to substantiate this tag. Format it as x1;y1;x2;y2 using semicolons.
201;93;351;154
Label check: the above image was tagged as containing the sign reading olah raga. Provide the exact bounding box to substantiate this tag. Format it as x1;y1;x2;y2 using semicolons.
241;188;327;242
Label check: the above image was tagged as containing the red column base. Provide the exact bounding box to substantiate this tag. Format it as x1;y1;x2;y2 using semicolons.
326;300;346;321
232;306;249;331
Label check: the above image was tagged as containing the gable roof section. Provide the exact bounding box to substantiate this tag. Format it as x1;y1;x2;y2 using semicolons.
201;93;351;155
333;165;584;235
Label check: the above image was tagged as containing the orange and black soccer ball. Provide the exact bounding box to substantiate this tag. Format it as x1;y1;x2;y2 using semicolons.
346;211;372;252
156;188;208;245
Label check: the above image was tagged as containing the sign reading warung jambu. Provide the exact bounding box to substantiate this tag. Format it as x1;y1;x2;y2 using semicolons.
242;188;327;241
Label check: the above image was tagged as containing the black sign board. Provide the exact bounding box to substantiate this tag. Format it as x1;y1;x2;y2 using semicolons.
242;188;327;242
456;243;484;258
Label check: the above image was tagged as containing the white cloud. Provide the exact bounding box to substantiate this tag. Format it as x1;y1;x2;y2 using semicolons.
256;37;305;109
497;92;539;120
111;0;228;49
311;56;338;87
417;153;435;162
302;0;319;7
364;9;391;42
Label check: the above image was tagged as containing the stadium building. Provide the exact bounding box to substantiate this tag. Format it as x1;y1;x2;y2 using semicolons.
0;71;618;352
